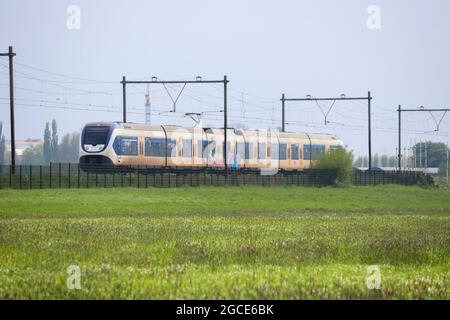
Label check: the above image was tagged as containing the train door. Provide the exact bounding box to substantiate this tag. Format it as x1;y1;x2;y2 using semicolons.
193;129;207;168
286;144;292;169
204;131;216;167
138;136;145;166
298;142;304;169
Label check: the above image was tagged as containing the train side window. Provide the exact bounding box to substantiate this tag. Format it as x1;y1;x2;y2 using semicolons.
196;140;202;158
303;144;309;160
258;142;266;160
279;144;287;160
330;145;340;151
271;143;279;160
291;144;299;160
113;136;138;156
182;139;192;158
304;144;325;160
236;142;245;160
197;140;209;158
167;139;177;157
145;137;165;157
197;140;202;158
244;142;253;160
311;144;325;160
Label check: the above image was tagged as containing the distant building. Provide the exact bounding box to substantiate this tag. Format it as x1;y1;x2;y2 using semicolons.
6;139;42;155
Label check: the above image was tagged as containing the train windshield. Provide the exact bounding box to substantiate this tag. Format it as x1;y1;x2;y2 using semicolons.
83;126;110;145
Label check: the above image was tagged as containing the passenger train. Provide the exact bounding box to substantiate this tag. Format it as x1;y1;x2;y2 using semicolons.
79;122;343;170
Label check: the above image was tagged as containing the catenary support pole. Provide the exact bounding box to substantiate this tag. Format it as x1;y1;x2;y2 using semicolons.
122;76;127;123
0;46;16;169
224;75;228;169
281;93;285;132
398;105;401;169
446;142;449;186
368;91;372;171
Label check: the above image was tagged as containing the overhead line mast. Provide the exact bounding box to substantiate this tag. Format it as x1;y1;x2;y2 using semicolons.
397;106;450;169
120;75;229;168
280;92;373;171
0;46;16;169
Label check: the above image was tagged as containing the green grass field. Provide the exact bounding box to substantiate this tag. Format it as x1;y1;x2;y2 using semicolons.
0;185;449;299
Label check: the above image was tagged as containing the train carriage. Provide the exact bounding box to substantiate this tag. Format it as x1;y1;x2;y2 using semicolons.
79;122;343;171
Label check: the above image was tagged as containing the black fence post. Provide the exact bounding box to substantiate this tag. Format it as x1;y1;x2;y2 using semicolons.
129;170;132;187
19;165;22;190
145;168;148;188
68;163;71;189
137;166;140;188
9;165;12;188
49;163;52;189
77;164;80;189
39;165;42;189
58;163;62;188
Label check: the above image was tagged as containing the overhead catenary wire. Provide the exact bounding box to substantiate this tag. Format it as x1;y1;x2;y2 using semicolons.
1;58;449;156
3;100;450;137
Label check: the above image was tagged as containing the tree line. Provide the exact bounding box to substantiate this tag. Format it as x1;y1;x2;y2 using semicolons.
0;120;80;165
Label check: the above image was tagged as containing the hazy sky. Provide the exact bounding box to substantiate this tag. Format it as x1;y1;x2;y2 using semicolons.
1;0;450;156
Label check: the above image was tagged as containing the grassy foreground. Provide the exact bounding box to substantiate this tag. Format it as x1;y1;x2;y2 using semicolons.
0;185;449;299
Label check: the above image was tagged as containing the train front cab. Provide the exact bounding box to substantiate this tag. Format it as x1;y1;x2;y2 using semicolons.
79;122;116;170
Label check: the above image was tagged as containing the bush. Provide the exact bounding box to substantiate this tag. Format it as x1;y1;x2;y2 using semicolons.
312;147;354;184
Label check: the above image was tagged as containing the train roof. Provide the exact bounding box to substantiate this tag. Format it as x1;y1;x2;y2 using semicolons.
84;122;341;141
84;121;113;127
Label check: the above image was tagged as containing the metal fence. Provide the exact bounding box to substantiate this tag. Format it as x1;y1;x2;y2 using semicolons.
0;164;434;190
352;169;434;186
0;164;338;189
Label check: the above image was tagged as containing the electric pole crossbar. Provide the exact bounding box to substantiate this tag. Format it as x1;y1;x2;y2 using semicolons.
397;106;450;169
120;76;230;168
280;92;373;170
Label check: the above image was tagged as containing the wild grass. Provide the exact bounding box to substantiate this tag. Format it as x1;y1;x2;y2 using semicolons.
0;185;448;299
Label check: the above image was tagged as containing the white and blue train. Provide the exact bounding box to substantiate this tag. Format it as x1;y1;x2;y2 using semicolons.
79;122;343;170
